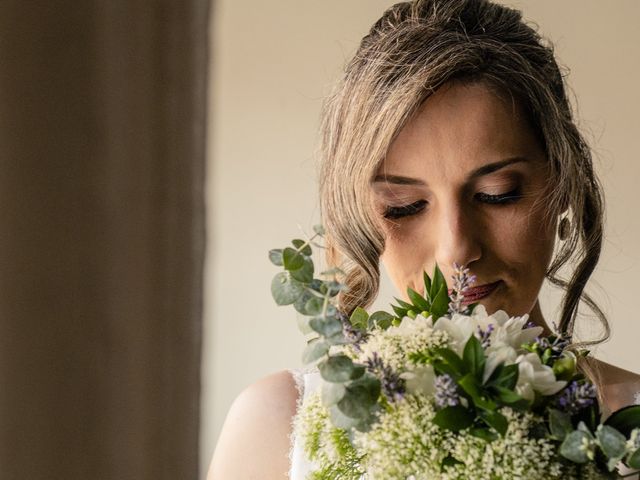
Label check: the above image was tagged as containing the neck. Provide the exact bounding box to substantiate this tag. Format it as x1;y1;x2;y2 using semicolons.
528;300;553;336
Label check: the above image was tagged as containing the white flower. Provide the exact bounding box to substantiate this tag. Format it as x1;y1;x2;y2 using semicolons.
400;364;436;396
516;352;567;401
483;345;518;383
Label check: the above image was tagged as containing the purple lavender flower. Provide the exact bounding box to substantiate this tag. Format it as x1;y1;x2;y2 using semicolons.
448;263;477;315
476;324;494;348
365;352;406;403
338;310;369;350
556;380;597;414
434;374;460;408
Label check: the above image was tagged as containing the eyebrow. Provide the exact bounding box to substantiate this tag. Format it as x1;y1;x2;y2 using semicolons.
372;157;529;185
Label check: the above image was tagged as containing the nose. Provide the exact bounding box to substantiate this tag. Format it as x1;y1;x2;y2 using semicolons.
433;200;482;272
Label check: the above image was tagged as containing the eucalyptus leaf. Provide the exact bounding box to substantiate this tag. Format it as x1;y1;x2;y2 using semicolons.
296;316;313;335
304;296;324;316
283;247;304;271
268;248;283;266
290;256;314;283
319;355;365;383
337;375;381;419
433;405;474;432
349;307;369;330
321;381;346;406
291;238;312;256
310;316;343;338
302;339;329;364
329;404;370;432
560;430;592;463
313;224;325;235
549;408;573;441
293;289;315;315
596;425;627;460
271;272;305;305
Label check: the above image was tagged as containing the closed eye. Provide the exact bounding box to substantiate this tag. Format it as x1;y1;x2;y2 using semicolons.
475;188;522;205
383;200;427;219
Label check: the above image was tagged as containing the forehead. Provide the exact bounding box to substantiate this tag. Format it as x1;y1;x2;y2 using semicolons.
379;81;542;178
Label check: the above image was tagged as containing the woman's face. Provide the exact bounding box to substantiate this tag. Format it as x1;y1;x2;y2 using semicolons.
372;81;556;327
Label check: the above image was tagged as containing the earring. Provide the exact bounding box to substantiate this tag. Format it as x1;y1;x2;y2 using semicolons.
558;217;570;240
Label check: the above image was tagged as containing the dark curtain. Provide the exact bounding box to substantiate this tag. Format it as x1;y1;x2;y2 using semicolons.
0;1;209;479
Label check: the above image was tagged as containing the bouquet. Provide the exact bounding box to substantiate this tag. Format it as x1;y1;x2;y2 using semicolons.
270;226;640;479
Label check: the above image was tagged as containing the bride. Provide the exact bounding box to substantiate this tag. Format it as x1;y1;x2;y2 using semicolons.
209;0;640;478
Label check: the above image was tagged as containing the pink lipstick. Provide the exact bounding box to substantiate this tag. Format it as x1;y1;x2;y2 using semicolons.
450;281;501;304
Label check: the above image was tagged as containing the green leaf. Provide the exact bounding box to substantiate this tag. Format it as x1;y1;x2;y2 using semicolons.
487;363;519;390
628;448;640;469
337;375;381;419
268;248;283;266
422;271;432;299
283;247;304;271
596;425;627;460
560;430;592;463
463;335;485;379
430;264;447;300
293;289;314;315
319;355;365;383
292;238;312;256
493;386;522;405
394;297;414;310
349;307;369;330
433;348;466;378
604;405;640;437
302;339;329;364
469;427;499;442
478;409;508;436
303;296;324;316
329;404;370;432
368;311;394;329
296;316;313;335
321;381;346;406
312;224;325;235
407;287;430;312
549;408;573;441
459;373;496;410
433;405;474;432
310;316;343;338
290;256;314;283
430;285;450;319
271;272;305;305
440;455;463;469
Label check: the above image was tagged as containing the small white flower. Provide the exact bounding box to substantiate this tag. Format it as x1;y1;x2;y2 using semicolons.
401;365;436;396
516;352;566;401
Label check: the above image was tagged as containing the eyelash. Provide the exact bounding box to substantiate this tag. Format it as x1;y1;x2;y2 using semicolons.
382;188;522;220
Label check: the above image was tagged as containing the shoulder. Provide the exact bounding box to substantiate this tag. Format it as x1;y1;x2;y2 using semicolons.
207;370;300;480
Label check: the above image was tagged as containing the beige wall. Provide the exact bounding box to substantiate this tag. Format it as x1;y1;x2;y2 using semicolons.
201;1;640;476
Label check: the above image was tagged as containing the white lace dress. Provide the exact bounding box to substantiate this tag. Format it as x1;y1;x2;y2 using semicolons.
287;369;640;480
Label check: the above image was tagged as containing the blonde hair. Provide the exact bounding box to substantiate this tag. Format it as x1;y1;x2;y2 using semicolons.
318;0;608;352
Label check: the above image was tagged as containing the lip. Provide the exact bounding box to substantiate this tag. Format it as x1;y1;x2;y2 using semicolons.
449;280;502;304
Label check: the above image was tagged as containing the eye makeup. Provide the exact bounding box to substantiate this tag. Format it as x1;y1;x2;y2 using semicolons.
382;200;427;219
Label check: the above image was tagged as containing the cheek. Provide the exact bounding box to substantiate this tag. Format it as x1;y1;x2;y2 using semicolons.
380;222;435;290
492;208;556;277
